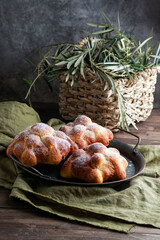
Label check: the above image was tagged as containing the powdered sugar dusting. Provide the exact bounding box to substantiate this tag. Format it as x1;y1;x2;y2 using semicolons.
61;142;128;183
30;123;54;136
73;115;92;126
60;115;113;148
54;136;70;153
7;122;75;165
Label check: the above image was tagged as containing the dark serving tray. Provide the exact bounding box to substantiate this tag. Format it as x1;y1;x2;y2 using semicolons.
10;134;145;187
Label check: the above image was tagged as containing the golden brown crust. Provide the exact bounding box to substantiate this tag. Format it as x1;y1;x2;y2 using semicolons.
60;115;113;149
6;123;78;166
60;143;128;183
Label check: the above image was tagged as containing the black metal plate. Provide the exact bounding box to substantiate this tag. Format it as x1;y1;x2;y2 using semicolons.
10;139;145;187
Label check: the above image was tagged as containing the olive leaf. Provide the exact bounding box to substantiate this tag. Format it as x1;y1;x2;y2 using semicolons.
24;12;160;130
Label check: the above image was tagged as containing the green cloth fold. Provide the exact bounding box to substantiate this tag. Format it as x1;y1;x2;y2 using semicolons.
0;101;160;233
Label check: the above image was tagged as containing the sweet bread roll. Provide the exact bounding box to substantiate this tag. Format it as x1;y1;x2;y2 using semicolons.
6;123;78;166
60;143;128;183
60;115;113;149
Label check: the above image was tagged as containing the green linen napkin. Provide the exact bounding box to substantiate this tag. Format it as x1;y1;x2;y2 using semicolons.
0;101;160;233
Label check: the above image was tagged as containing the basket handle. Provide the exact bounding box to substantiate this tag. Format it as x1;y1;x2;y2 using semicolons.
111;127;141;151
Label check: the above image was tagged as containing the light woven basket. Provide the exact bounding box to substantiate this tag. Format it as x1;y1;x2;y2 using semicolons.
59;66;159;129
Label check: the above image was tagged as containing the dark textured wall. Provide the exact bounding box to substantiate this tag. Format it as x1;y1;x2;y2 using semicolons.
0;0;160;107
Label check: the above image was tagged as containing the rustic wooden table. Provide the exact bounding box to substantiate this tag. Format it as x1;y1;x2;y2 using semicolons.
1;107;160;240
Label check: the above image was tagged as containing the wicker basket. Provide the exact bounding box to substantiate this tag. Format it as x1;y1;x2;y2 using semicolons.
59;67;159;129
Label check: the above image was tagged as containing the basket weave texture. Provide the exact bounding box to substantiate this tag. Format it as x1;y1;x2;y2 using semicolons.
59;67;159;129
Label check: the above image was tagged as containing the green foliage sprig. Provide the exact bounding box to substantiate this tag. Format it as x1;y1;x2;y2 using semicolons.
25;13;160;129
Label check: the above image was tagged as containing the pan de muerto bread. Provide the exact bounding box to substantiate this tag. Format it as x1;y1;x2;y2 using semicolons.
60;143;128;183
6;123;78;166
60;115;113;149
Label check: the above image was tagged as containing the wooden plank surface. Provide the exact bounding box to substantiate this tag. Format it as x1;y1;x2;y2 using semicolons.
0;108;160;240
0;187;160;240
114;109;160;145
